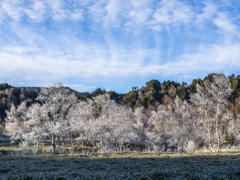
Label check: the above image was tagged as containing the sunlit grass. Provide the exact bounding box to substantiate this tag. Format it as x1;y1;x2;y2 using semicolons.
0;140;20;153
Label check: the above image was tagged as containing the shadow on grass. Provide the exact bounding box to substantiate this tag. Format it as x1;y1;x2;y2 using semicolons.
1;151;240;179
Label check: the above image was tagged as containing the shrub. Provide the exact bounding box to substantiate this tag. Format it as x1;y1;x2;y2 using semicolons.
24;91;29;98
0;93;7;99
225;133;235;146
12;87;20;97
185;140;197;153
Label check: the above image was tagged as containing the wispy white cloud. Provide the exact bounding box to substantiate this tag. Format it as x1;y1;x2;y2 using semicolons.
24;1;47;22
156;43;240;78
0;0;84;22
213;12;239;35
127;0;153;25
87;0;107;23
105;0;120;20
130;0;152;9
195;2;217;26
0;0;239;35
153;0;194;25
128;8;153;25
1;0;240;92
0;6;6;21
1;46;36;54
0;24;162;83
0;0;24;21
1;40;240;85
0;47;159;79
69;9;84;20
47;0;68;21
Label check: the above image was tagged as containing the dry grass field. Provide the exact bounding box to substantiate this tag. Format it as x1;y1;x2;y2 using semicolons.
1;150;240;180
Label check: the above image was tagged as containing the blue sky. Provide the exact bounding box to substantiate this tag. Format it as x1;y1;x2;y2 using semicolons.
0;0;240;93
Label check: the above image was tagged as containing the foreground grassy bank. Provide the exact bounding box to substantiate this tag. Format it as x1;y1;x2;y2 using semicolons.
1;151;240;179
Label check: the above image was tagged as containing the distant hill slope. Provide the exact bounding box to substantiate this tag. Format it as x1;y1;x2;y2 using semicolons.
1;73;240;124
24;87;90;97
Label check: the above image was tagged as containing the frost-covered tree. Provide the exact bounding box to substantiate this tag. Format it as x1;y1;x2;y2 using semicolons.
149;104;172;134
132;107;152;151
148;105;172;151
36;82;78;154
68;100;95;146
112;106;136;152
170;97;196;153
68;94;137;152
6;103;26;141
5;102;35;149
190;73;232;153
6;103;47;153
25;103;48;153
149;97;195;153
81;95;118;152
134;107;148;137
5;83;78;154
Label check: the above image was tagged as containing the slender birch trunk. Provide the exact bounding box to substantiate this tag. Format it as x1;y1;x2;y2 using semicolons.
216;105;220;153
52;134;55;154
36;140;39;154
216;119;220;153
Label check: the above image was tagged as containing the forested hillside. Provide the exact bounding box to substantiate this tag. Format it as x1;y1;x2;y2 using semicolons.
75;73;240;115
1;73;240;124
